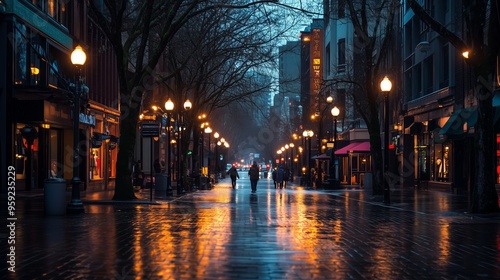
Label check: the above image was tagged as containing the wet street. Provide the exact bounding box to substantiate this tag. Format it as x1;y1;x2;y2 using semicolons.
3;174;500;279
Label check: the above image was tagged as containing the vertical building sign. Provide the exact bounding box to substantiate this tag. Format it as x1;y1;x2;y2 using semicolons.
310;28;323;115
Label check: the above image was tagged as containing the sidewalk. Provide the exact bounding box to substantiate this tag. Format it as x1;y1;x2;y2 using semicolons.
288;180;500;219
4;178;500;279
12;180;498;219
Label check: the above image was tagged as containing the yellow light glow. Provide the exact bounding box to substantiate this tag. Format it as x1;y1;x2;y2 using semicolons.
30;67;40;75
380;76;392;92
331;106;340;117
165;98;174;111
71;45;87;66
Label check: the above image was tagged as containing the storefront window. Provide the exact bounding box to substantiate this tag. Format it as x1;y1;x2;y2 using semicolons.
417;147;429;180
14;23;28;85
49;129;62;178
359;154;370;172
13;24;47;87
90;148;102;180
107;122;118;178
31;0;68;26
434;143;451;182
16;124;39;187
90;120;104;180
414;133;430;181
30;38;43;86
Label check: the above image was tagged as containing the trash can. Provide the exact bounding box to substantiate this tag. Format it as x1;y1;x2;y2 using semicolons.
44;178;67;216
155;174;168;191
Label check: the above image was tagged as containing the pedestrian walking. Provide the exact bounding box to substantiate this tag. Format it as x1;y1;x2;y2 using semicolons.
228;165;240;189
284;167;290;189
248;161;260;193
276;165;285;189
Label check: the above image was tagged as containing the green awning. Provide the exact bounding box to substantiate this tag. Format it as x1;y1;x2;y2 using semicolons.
492;90;500;107
438;106;478;136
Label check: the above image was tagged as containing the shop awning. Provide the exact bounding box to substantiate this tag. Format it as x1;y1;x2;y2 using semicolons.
438;106;478;136
312;153;331;160
406;122;424;135
493;90;500;107
353;141;371;152
335;141;371;155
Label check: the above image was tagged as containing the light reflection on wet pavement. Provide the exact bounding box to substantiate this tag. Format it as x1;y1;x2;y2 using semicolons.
3;177;500;279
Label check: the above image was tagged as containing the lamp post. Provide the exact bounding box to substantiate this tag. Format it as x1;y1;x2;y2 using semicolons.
380;76;392;203
302;130;314;188
204;126;212;183
330;106;340;188
218;137;226;176
214;132;220;180
198;117;207;176
67;45;86;214
164;98;174;196
177;99;192;195
284;144;289;167
289;142;294;182
281;146;285;165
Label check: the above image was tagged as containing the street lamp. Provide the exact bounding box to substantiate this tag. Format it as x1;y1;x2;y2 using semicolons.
289;142;295;182
177;99;192;194
330;106;340;189
214;132;220;179
164;98;174;196
302;130;314;188
204;126;212;183
326;95;334;104
380;76;392;203
67;45;87;214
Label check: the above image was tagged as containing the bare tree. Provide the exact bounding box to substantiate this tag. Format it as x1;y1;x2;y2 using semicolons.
408;0;499;213
159;5;278;180
87;0;283;200
322;0;399;195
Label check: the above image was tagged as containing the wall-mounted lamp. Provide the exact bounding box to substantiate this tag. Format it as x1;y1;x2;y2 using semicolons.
30;66;40;75
415;41;430;52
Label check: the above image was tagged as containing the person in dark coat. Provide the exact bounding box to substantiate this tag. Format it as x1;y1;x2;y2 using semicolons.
284;167;290;189
248;161;260;193
228;165;240;189
272;168;277;189
276;166;285;189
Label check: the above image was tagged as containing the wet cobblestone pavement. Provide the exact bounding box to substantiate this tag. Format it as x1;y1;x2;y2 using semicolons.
2;176;500;279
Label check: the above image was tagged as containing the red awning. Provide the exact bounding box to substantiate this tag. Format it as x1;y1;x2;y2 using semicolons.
335;141;371;155
352;141;370;152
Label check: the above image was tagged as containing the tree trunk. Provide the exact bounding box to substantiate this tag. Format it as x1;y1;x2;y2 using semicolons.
113;100;139;200
367;116;384;195
471;87;499;213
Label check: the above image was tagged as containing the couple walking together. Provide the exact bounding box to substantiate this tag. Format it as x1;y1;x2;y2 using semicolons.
228;161;260;192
